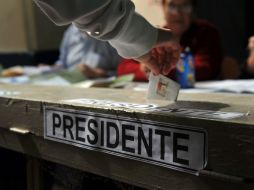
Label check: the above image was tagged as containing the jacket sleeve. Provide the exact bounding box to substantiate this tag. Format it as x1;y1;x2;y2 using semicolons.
117;59;148;81
33;0;158;58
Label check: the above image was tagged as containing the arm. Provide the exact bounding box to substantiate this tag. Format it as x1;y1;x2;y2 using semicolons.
33;0;157;59
34;0;180;75
77;64;107;78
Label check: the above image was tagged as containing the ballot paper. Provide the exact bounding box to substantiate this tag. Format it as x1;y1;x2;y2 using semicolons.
195;80;254;94
147;73;180;102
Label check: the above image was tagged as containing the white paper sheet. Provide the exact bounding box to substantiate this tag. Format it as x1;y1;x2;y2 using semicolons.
147;73;180;102
195;80;254;94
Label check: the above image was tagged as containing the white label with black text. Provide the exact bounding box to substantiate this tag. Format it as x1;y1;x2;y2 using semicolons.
44;107;207;175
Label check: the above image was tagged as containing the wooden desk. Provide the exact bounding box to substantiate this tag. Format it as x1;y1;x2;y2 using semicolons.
0;84;253;190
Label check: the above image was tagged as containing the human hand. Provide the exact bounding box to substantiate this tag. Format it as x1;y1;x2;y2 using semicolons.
1;66;24;77
135;28;180;76
139;62;150;79
247;36;254;73
247;52;254;73
38;63;50;67
76;64;107;78
248;36;254;52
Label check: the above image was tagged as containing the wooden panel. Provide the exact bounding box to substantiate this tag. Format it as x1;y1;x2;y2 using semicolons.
0;129;253;190
27;3;67;51
0;0;65;52
0;0;28;52
0;84;254;189
26;157;44;190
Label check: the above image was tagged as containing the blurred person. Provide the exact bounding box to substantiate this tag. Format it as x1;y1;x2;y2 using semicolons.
247;36;254;73
242;36;254;78
33;0;181;76
118;0;223;81
55;25;122;78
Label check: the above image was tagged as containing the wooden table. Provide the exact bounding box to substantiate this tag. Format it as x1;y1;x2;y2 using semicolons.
0;84;253;190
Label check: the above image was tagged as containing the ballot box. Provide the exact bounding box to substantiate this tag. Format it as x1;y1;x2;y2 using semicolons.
0;84;253;190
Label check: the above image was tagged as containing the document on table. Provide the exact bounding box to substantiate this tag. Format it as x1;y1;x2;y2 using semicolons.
0;76;30;84
195;80;254;94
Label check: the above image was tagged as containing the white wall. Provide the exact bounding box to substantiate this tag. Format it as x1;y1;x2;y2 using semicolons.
132;0;164;26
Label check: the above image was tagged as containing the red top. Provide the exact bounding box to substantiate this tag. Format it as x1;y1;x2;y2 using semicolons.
117;20;223;81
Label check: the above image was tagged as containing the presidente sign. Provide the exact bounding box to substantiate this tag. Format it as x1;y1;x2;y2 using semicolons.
44;107;207;175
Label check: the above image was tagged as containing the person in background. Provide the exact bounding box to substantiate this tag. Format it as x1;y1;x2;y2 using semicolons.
55;25;122;78
33;0;181;76
247;36;254;73
118;0;223;81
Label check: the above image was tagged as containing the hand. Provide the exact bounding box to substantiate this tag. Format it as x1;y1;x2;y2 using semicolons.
38;63;50;67
139;62;150;78
247;52;254;73
135;28;180;76
1;66;24;77
76;64;107;78
247;36;254;73
248;36;254;52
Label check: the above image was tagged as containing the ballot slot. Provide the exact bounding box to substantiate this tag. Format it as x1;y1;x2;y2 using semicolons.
44;106;207;175
62;98;246;120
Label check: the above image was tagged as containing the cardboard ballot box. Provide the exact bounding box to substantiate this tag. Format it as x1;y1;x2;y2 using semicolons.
0;84;253;190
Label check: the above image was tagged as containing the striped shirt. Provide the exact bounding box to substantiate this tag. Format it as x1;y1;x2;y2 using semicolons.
55;25;122;76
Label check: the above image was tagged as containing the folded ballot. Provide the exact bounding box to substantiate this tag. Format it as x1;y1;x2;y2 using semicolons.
147;73;180;102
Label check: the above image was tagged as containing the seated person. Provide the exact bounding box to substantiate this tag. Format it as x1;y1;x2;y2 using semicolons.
247;36;254;73
118;0;223;81
56;25;122;78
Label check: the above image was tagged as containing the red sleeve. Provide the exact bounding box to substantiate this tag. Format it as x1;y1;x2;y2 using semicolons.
117;59;148;81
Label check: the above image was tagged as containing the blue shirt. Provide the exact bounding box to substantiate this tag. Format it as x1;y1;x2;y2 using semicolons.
55;25;122;76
